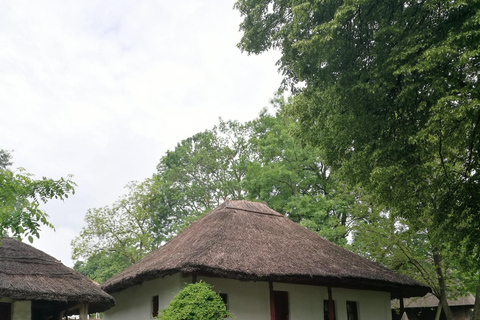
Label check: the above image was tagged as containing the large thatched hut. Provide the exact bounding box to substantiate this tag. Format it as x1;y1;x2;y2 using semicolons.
0;237;115;320
101;200;429;320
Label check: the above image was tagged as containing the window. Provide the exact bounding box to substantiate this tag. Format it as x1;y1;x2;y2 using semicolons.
151;295;159;318
324;300;336;320
346;301;359;320
219;293;228;310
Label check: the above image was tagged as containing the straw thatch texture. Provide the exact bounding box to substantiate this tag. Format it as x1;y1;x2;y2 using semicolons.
102;200;430;298
0;237;114;313
392;293;475;308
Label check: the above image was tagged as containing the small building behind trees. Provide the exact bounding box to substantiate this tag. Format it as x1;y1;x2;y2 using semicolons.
0;237;115;320
392;293;475;320
101;200;430;320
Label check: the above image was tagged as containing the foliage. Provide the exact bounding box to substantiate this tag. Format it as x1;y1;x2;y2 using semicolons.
155;119;255;232
0;149;76;242
244;98;369;245
71;111;374;280
158;281;230;320
236;1;480;318
72;120;258;277
72;179;161;264
235;0;480;259
350;209;476;300
73;252;131;284
154;107;369;246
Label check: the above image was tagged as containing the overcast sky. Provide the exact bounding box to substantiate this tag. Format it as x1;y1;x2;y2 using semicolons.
0;0;281;267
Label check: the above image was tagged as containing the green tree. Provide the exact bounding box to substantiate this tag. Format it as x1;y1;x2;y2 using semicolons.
156;113;368;245
158;281;230;320
236;1;480;318
0;149;76;242
155;119;255;231
244;98;368;245
72;120;258;279
72;179;161;266
351;209;476;315
73;252;130;283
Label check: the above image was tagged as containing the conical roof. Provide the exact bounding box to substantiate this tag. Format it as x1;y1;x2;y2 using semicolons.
102;200;429;298
0;237;115;313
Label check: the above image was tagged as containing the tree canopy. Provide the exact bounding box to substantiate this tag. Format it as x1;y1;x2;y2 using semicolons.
72;112;364;276
236;0;480;247
73;251;130;284
244;99;368;245
156;119;253;216
72;179;161;265
0;149;76;242
235;1;480;318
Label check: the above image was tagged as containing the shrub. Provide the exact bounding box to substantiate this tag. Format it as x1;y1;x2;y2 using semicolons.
158;281;231;320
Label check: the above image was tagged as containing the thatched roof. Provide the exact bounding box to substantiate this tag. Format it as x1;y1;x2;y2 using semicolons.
392;293;475;308
102;200;430;298
0;237;114;313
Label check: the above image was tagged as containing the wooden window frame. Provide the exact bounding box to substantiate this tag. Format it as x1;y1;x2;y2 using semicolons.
346;301;359;320
151;295;159;318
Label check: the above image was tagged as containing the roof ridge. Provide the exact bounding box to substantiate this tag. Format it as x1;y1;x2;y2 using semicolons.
225;205;284;217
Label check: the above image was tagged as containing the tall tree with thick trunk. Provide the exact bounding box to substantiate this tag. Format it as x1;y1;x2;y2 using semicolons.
236;1;480;317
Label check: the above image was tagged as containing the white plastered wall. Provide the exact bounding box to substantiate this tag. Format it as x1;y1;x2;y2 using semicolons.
204;277;392;320
330;287;392;320
198;276;270;320
104;273;392;320
12;300;31;320
103;273;183;320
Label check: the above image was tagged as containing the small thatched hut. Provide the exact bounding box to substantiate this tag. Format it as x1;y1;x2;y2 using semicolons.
0;237;115;320
392;293;475;320
102;200;430;320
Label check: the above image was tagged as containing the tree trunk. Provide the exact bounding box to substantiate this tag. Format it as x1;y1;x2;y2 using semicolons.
472;273;480;320
433;248;455;320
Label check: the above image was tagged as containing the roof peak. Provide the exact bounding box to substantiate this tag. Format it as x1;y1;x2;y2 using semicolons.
219;200;284;217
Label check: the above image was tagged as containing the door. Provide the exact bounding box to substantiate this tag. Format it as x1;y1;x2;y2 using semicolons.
0;303;11;320
274;291;289;320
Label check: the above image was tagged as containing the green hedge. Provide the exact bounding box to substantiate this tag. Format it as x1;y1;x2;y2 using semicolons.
158;281;231;320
